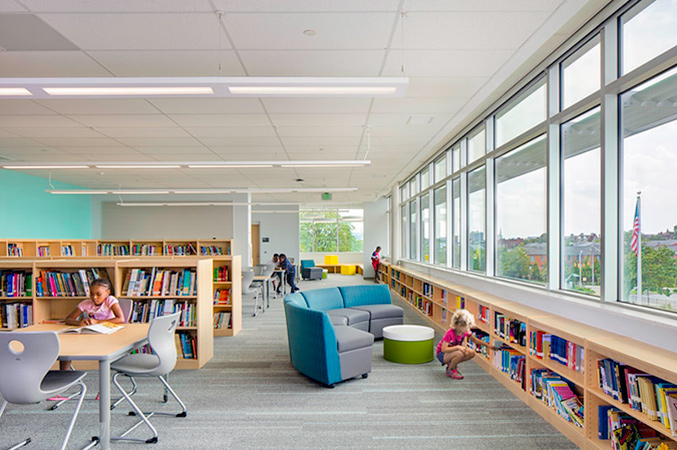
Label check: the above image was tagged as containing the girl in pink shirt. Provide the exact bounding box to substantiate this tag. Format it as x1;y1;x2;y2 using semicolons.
436;309;477;380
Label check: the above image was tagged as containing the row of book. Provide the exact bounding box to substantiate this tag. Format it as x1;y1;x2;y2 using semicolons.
130;244;160;256
529;331;585;373
214;266;229;282
494;313;527;347
97;244;131;256
492;346;526;388
478;304;489;325
37;246;51;257
598;358;677;431
164;243;197;256
122;268;197;297
467;329;491;358
214;311;232;329
0;270;32;297
531;369;584;427
200;245;226;255
127;299;197;327
1;302;33;329
175;331;197;359
60;245;81;256
8;243;24;257
35;268;100;297
422;282;432;297
599;405;677;449
213;288;231;305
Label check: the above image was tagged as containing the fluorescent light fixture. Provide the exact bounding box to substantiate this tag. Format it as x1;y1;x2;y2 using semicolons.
43;87;214;96
117;202;301;207
187;164;275;169
94;164;182;169
3;165;89;169
49;187;356;195
0;77;407;99
0;88;32;96
278;161;370;168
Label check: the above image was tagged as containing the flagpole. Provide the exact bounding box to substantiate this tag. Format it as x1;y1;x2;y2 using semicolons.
637;192;642;305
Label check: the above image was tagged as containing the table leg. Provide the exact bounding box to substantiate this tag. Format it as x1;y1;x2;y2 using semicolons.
266;279;270;308
99;360;111;449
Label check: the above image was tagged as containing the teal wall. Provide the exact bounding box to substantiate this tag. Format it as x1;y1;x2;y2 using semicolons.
0;170;92;239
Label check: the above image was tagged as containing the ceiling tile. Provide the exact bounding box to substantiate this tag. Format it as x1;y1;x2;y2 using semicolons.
62;147;140;155
403;0;563;12
382;49;514;77
0;51;113;76
405;77;489;97
35;98;161;115
169;114;271;127
208;145;284;154
0;100;57;115
224;12;393;50
261;98;371;114
0;1;28;12
371;97;465;114
240;50;385;76
276;126;363;137
133;146;215;155
22;0;213;13
88;50;245;77
200;137;281;147
115;137;204;147
185;126;276;138
269;113;366;127
368;113;453;126
69;114;177;128
3;127;105;138
148;98;265;114
279;136;360;147
96;127;192;138
212;0;399;12
39;13;226;50
0;13;78;50
30;137;125;147
0;115;82;127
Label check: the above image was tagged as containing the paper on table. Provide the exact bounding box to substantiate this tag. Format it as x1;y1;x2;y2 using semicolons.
59;322;125;335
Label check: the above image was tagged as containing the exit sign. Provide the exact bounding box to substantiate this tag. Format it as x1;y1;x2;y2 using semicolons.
322;192;332;201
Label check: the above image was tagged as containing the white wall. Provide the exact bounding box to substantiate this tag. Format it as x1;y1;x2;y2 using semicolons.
101;202;233;239
253;205;299;265
231;194;251;267
363;197;388;278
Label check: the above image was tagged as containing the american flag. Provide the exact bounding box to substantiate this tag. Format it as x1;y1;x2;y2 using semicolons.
630;198;640;256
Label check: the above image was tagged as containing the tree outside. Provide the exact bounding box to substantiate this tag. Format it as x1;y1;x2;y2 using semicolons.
299;210;363;253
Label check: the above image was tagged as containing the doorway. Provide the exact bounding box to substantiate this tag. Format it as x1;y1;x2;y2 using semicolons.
251;223;260;266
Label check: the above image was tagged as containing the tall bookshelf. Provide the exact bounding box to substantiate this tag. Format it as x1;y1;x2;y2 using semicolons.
385;263;677;449
0;238;232;258
0;257;218;370
212;255;242;337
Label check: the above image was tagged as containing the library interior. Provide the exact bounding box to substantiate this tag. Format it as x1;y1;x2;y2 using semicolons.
1;0;677;449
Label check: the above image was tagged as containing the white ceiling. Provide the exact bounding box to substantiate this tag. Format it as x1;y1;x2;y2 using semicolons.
0;0;609;204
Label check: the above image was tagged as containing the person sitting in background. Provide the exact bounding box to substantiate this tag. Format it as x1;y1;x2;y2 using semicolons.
278;253;299;293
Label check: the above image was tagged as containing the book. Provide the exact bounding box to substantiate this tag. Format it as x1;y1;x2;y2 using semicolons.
666;393;677;436
59;322;125;335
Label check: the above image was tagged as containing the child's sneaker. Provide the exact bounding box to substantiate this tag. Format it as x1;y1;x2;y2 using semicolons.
446;368;464;380
47;395;70;401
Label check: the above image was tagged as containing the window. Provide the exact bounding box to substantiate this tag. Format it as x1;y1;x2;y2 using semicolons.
409;199;418;260
621;66;677;311
452;178;461;269
562;108;601;295
467;126;486;165
420;167;430;190
451;144;461;173
434;154;447;182
299;209;364;253
495;80;547;147
468;166;486;272
401;203;408;258
400;184;408;201
434;186;447;265
495;136;547;284
561;37;600;109
621;0;677;75
421;193;430;262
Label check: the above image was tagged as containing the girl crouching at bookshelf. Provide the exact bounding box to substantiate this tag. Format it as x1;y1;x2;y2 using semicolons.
59;278;125;370
436;309;477;380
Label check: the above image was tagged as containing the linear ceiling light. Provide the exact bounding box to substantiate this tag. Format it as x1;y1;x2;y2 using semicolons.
3;160;370;169
93;164;182;169
48;187;356;195
115;202;302;207
4;165;90;169
186;164;275;169
0;77;407;99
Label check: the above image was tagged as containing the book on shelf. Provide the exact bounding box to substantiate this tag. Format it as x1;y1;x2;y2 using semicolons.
1;302;33;329
123;268;197;297
213;288;231;305
176;331;196;359
666;394;677;436
59;322;125;334
530;369;582;426
213;311;232;329
0;270;32;297
214;266;229;282
128;299;195;327
35;269;99;297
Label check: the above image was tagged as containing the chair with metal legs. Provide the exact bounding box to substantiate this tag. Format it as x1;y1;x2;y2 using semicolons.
0;331;87;450
110;312;186;444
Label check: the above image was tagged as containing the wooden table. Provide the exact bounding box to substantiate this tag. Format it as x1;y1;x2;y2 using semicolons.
19;323;149;450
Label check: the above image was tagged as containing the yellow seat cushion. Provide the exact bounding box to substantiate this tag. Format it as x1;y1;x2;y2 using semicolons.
340;265;356;275
324;255;339;265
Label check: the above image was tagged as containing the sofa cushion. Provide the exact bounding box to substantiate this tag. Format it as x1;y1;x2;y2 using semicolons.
333;325;374;353
339;284;391;307
285;292;308;308
329;315;348;326
326;308;370;327
349;304;404;320
301;287;344;311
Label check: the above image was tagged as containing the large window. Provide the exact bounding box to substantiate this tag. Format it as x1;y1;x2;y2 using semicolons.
495;136;547;284
621;66;677;311
409;199;418;260
299;209;363;253
562;108;601;295
452;178;461;269
468;166;486;272
434;154;447;182
495;81;547;147
561;37;600;109
621;0;677;75
434;186;447;265
421;193;430;263
467;126;486;165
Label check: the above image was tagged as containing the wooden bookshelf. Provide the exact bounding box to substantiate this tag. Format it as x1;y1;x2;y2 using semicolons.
385;263;677;449
0;238;232;258
212;255;242;337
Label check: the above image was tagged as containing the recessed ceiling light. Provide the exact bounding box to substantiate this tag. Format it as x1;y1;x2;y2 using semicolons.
228;86;397;95
0;88;31;96
94;164;182;169
44;87;214;96
303;29;317;36
3;165;89;169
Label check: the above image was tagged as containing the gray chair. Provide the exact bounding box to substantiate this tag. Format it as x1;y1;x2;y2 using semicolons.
110;312;186;444
243;270;263;316
0;331;87;450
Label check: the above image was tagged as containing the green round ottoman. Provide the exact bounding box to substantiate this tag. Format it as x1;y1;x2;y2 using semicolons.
382;325;435;364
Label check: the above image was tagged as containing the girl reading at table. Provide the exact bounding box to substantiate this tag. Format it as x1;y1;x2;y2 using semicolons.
59;278;125;370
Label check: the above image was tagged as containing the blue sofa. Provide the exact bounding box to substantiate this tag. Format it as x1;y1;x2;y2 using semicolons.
283;284;403;387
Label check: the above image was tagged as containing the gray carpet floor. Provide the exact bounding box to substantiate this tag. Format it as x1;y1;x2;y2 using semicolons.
0;274;577;449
